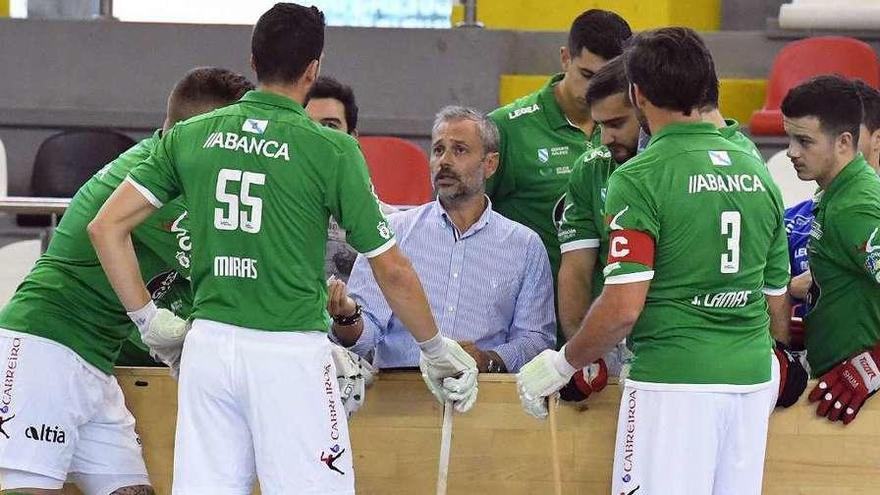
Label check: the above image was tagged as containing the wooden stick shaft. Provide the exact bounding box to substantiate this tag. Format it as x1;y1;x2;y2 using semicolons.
549;396;562;495
437;400;454;495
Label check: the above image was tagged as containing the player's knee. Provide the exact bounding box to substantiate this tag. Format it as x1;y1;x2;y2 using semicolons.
108;485;155;495
68;472;152;495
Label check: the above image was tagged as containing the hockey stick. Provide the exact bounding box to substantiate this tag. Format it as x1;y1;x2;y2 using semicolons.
548;394;562;495
436;399;454;495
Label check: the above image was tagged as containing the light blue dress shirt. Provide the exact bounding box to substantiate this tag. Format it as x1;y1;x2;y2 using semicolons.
339;198;556;372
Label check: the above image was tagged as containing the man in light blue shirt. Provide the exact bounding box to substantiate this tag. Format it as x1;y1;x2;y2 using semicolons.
327;106;556;372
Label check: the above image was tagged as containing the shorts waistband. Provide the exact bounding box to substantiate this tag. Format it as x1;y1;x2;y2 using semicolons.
0;327;111;381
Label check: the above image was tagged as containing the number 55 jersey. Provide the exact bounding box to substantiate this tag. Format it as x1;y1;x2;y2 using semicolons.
127;90;394;332
603;122;789;387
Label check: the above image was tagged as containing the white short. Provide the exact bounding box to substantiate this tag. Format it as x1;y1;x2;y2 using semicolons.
611;353;779;495
0;329;149;494
173;320;353;495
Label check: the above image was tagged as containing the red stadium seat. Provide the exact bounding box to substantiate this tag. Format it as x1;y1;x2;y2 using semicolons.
358;136;432;207
750;36;880;135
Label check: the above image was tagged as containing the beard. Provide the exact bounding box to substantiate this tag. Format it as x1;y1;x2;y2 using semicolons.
433;168;483;204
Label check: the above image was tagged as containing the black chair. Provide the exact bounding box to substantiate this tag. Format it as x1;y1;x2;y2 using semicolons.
19;129;136;226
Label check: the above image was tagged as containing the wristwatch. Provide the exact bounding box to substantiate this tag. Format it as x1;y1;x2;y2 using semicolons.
332;303;362;326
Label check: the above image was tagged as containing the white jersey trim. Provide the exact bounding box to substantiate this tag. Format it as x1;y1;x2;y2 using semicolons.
604;270;655;285
125;176;164;209
624;377;772;394
362;237;396;258
762;286;788;296
560;238;600;253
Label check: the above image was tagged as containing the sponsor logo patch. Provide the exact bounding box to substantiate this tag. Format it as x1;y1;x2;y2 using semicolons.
0;414;14;439
320;444;346;475
25;424;66;444
508;103;539;120
2;337;22;416
865;251;880;283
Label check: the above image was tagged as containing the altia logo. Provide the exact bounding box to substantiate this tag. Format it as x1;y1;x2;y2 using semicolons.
26;424;66;444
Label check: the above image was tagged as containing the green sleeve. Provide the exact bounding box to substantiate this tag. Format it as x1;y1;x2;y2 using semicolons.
486;112;514;201
834;208;880;285
127;128;182;207
133;200;191;277
763;216;791;293
558;156;598;252
327;139;395;256
602;169;658;284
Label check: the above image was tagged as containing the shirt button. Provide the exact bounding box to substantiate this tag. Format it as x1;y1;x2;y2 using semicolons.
448;306;455;312
452;272;459;278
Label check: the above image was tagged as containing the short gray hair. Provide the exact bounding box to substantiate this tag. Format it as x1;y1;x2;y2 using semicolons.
431;105;499;155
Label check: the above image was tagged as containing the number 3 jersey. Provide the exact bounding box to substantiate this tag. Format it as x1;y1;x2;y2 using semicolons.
603;122;789;387
127;90;394;332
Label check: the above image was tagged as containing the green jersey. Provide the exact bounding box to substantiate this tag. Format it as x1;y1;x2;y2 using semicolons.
804;155;880;376
719;119;762;160
603;122;789;386
556;120;760;299
128;90;393;332
0;131;192;374
488;74;601;274
557;146;617;298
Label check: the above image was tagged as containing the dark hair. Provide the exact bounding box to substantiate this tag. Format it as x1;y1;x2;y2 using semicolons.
304;75;359;132
781;75;862;144
585;56;629;105
701;57;721;110
168;67;254;126
568;9;632;60
251;3;325;84
623;27;714;116
853;79;880;133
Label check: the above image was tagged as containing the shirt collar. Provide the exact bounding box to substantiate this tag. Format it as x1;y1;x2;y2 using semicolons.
432;195;494;239
647;121;719;147
240;90;307;115
719;118;741;138
823;153;870;200
538;73;578;131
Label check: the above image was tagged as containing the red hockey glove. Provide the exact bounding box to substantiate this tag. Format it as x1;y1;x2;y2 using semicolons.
559;358;608;402
808;344;880;425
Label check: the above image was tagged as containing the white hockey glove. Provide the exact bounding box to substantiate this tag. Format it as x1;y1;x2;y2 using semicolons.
330;344;377;418
128;300;189;376
516;346;577;419
418;334;479;413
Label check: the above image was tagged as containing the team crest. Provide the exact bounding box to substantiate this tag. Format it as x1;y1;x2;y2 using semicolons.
537;148;549;163
242;118;268;135
377;221;392;240
708;150;731;166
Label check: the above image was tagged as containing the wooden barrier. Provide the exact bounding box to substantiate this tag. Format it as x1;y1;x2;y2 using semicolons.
63;368;880;494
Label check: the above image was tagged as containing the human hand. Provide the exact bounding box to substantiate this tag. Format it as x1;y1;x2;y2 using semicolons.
327;276;357;317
